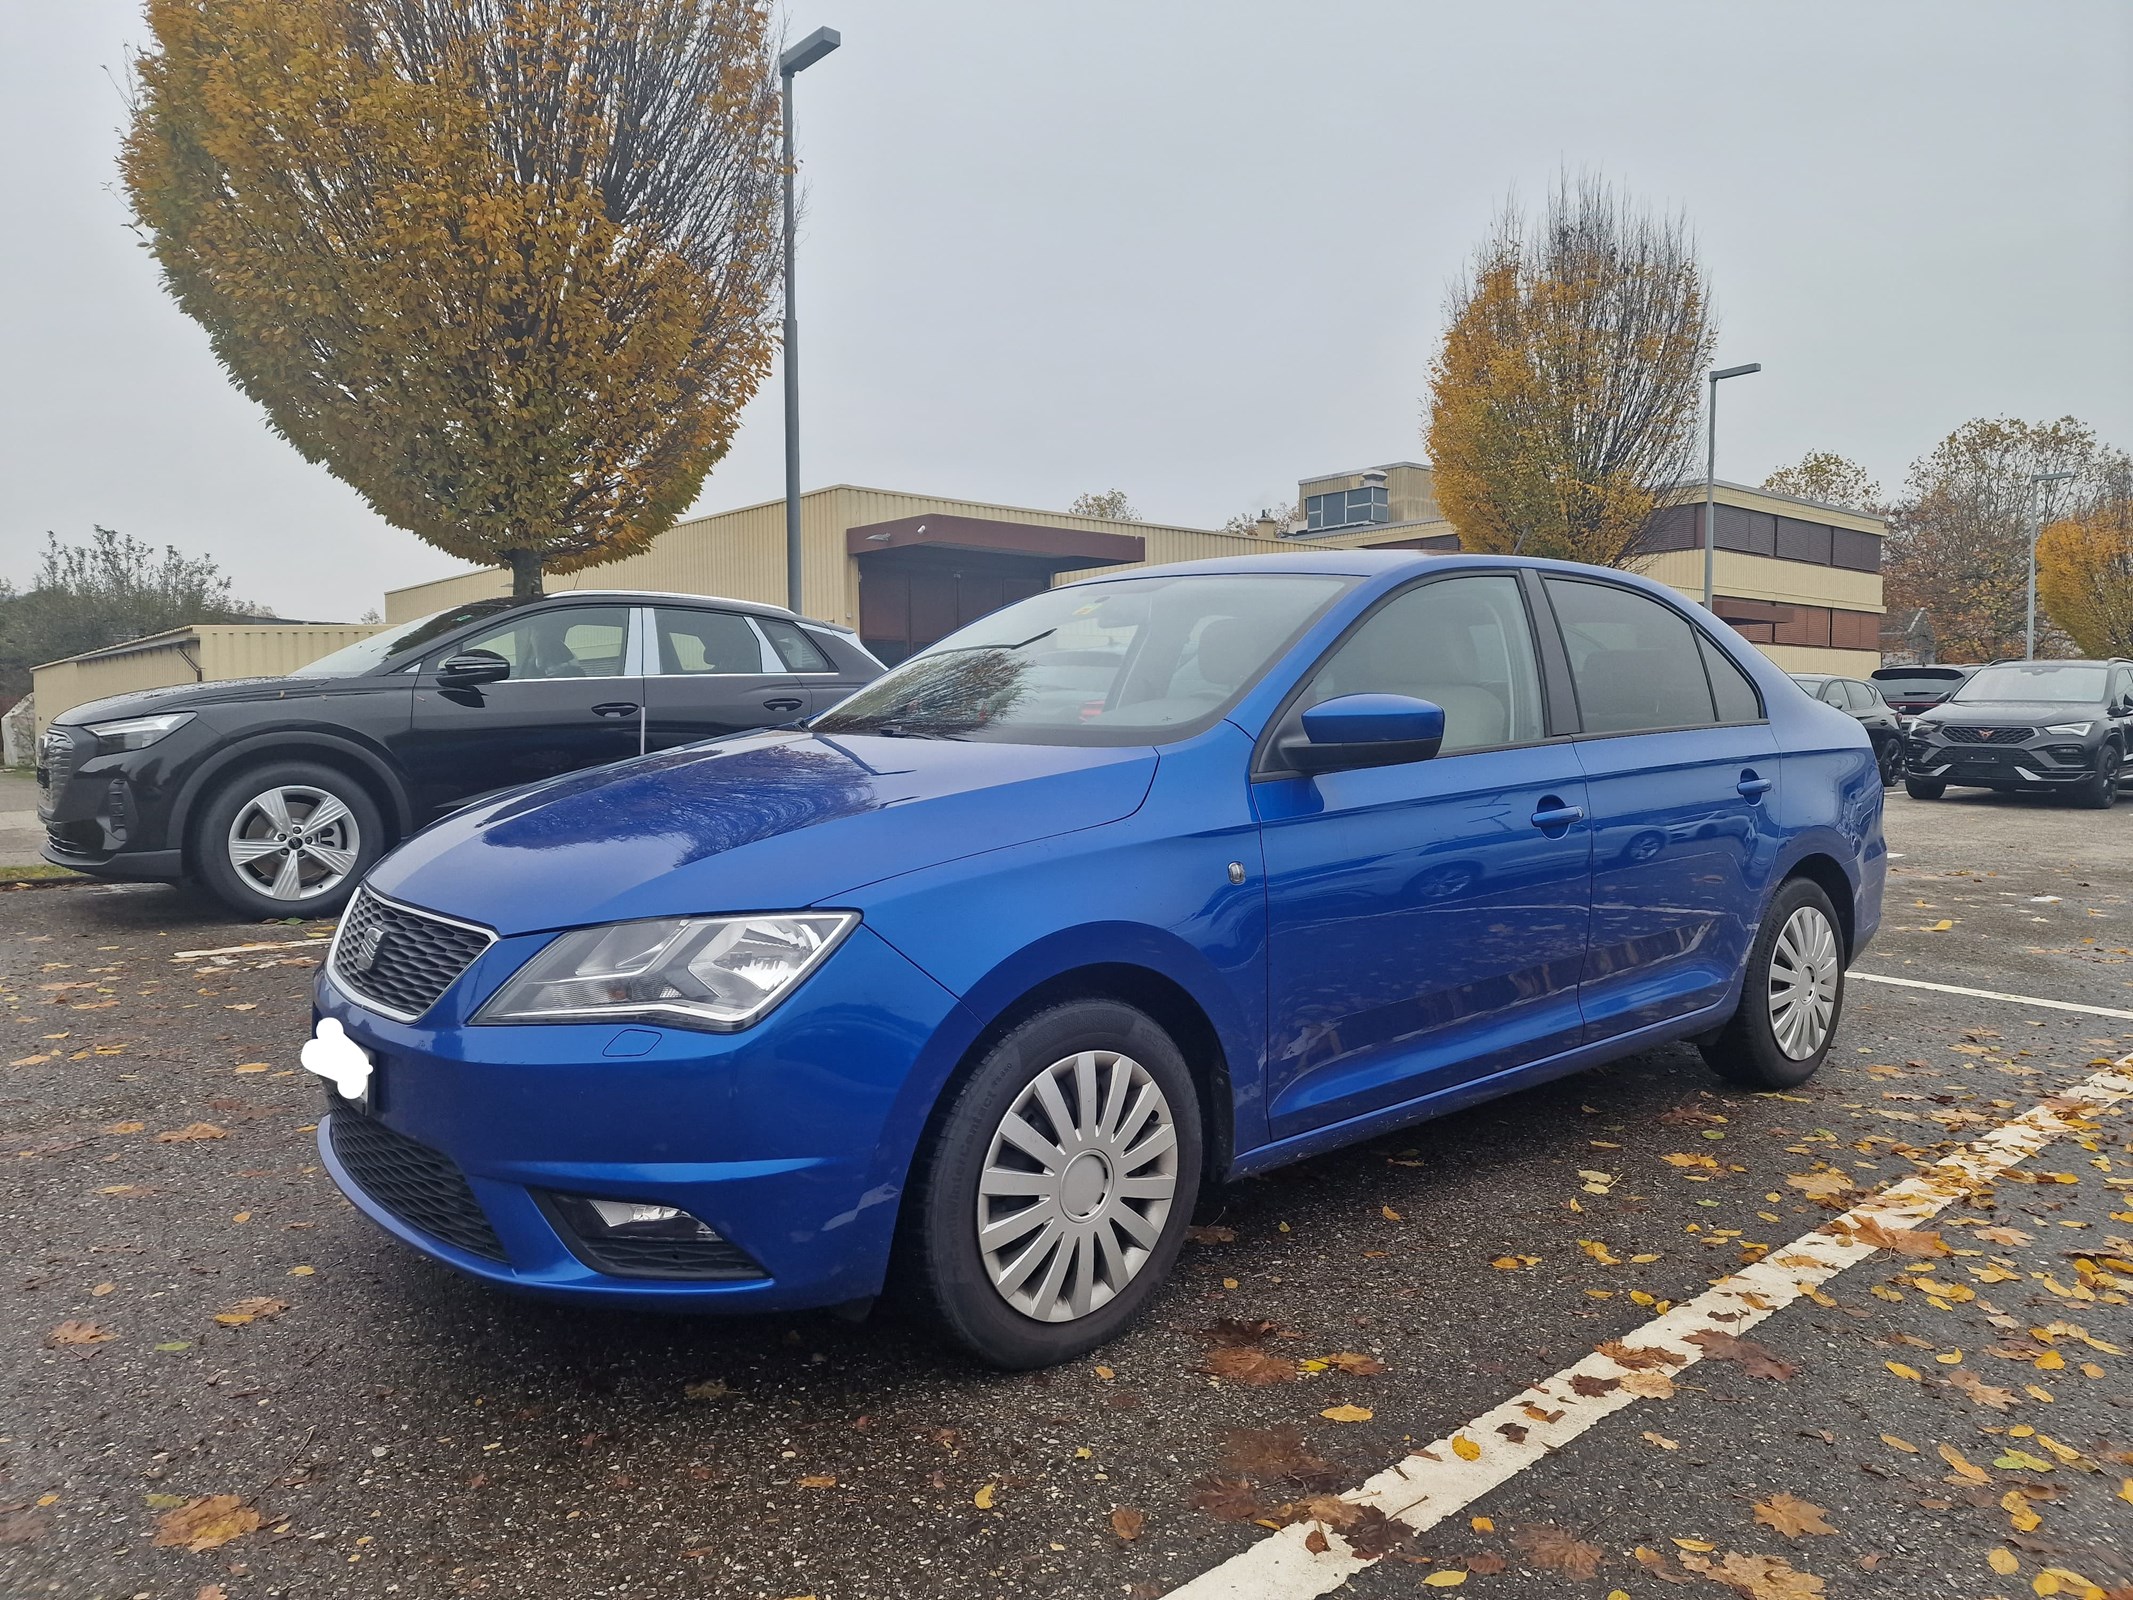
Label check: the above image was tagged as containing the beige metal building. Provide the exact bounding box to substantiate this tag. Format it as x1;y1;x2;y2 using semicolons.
385;466;1884;675
31;622;380;736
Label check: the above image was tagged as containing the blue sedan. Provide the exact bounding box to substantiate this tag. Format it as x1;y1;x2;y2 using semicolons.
305;552;1884;1367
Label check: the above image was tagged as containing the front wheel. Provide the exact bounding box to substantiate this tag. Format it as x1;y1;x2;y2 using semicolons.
1903;777;1945;801
2075;746;2121;810
1877;741;1902;787
902;1000;1202;1368
1700;877;1846;1090
192;761;384;919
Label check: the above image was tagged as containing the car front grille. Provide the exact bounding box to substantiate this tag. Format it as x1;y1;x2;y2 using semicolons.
1941;725;2034;744
328;1110;506;1262
37;727;76;807
330;888;495;1022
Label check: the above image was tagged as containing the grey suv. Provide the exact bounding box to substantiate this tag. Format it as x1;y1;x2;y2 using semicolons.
1903;658;2133;808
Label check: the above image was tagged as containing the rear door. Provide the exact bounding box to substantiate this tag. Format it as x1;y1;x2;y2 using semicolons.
640;605;806;751
1539;576;1784;1040
755;616;873;718
402;603;641;818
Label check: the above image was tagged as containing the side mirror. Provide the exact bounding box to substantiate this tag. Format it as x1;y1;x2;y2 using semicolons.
1280;693;1446;775
437;649;511;687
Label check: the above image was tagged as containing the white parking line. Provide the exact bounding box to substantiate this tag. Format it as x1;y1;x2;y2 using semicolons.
1849;969;2133;1021
1166;1057;2133;1599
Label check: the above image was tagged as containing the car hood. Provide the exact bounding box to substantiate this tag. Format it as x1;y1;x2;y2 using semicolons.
1922;701;2100;724
364;730;1160;935
54;674;373;727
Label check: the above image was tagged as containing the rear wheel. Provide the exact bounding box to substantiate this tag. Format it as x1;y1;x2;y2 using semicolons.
2076;746;2121;809
193;761;383;919
1700;877;1845;1090
1903;777;1945;801
902;1000;1202;1368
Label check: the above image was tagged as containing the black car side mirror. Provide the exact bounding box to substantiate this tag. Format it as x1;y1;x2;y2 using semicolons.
1279;694;1446;775
437;649;511;687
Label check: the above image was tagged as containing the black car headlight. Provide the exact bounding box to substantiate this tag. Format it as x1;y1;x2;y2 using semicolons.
84;711;194;753
475;912;858;1031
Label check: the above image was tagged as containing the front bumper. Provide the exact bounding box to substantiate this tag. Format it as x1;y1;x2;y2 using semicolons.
1904;739;2113;788
312;921;976;1312
37;727;197;880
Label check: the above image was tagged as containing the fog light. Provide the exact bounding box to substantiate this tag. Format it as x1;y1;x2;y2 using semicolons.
540;1191;768;1280
567;1195;722;1242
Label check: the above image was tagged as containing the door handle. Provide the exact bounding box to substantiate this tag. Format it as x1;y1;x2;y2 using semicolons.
1530;800;1585;830
1737;771;1773;799
590;702;639;719
762;697;805;713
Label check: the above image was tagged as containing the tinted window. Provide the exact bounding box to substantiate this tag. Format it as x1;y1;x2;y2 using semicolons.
761;618;833;673
1302;575;1544;753
1545;579;1716;733
652;608;768;675
814;573;1350;746
1844;680;1877;712
1700;635;1763;723
457;606;631;680
1955;664;2109;704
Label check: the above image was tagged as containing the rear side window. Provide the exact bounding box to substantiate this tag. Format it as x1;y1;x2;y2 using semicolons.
760;618;833;673
1700;635;1763;723
653;608;770;675
1545;578;1719;733
1843;680;1876;711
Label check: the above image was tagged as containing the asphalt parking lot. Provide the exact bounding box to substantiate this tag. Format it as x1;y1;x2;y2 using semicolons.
3;787;2130;1600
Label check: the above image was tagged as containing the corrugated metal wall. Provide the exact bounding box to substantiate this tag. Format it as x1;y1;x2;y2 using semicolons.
196;625;382;682
32;625;381;735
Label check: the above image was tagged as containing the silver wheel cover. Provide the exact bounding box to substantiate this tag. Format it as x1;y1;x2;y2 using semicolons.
226;785;361;902
1767;904;1839;1060
975;1049;1179;1323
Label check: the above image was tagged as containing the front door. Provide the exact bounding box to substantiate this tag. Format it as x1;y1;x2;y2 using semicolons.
1538;576;1784;1039
403;603;642;818
1256;572;1594;1140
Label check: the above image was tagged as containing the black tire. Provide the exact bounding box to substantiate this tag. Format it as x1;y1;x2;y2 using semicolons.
1876;741;1902;788
1700;876;1846;1091
1903;778;1945;801
192;761;385;919
900;999;1203;1369
2075;746;2121;810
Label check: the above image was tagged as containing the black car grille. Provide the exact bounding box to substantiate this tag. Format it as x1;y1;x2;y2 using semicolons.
1941;725;2034;744
329;1110;506;1262
330;888;494;1021
37;727;76;807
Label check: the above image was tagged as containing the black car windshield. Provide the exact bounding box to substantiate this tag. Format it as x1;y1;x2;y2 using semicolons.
1953;664;2108;704
1872;670;1966;695
289;599;519;677
812;573;1352;745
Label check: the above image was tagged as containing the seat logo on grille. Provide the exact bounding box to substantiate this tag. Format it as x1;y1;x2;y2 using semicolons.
345;921;389;973
1976;728;1995;740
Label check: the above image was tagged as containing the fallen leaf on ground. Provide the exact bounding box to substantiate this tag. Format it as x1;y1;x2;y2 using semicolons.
1948;1368;2018;1410
1680;1549;1826;1598
1186;1225;1235;1244
973;1482;996;1510
1848;1216;1947;1256
1464;1552;1506;1574
1319;1404;1372;1423
1450;1434;1481;1460
1687;1330;1797;1380
1110;1506;1144;1541
1421;1573;1465;1588
152;1496;260;1552
1205;1346;1296;1386
1515;1523;1604;1579
795;1474;836;1489
1188;1475;1262;1521
1622;1371;1678;1399
1635;1545;1695;1585
1598;1339;1686;1370
1987;1547;2020;1576
1752;1493;1835;1538
1218;1427;1337;1489
1785;1170;1853;1200
155;1123;228;1143
47;1320;114;1347
1643;1430;1680;1450
212;1297;288;1327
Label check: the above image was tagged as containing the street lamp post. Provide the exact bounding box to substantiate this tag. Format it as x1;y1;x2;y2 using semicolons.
1702;362;1762;608
2026;469;2076;660
779;26;841;616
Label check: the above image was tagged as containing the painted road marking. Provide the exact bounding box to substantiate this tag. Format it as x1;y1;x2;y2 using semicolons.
1166;1057;2133;1599
1850;969;2133;1021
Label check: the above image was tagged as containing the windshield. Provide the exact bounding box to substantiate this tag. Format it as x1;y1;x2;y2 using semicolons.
1871;670;1966;696
812;572;1352;745
1953;664;2108;705
290;599;519;677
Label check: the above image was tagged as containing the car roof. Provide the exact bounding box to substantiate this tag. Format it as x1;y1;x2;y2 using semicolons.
1065;549;1670;583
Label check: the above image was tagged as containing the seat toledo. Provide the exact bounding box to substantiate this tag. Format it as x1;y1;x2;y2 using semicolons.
305;553;1885;1367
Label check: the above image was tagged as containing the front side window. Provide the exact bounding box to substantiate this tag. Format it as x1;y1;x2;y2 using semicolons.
456;606;632;680
1954;664;2109;705
653;608;769;675
292;598;519;676
1546;579;1721;734
1301;574;1544;753
812;573;1350;745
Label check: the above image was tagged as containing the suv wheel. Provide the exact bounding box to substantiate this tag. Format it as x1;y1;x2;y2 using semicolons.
2076;746;2121;810
902;1000;1202;1368
194;761;383;919
1876;742;1901;787
1700;877;1846;1090
1903;777;1945;801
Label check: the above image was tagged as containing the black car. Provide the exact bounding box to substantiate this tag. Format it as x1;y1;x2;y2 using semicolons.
1903;658;2133;808
1869;664;1976;716
36;590;883;916
1789;673;1905;786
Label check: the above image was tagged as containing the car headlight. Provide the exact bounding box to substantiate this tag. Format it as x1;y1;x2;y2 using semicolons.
85;711;194;753
2042;722;2093;737
475;912;858;1032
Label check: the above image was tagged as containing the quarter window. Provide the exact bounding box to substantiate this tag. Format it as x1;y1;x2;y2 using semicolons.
760;618;833;673
1545;579;1722;734
1302;574;1545;753
1701;636;1764;723
455;606;632;680
652;608;771;676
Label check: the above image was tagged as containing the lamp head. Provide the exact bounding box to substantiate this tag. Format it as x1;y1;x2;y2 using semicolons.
781;26;841;75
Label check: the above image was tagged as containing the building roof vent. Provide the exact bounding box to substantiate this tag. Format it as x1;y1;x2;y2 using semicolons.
1360;469;1389;488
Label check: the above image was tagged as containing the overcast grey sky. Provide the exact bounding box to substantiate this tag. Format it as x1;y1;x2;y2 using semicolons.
2;1;2128;620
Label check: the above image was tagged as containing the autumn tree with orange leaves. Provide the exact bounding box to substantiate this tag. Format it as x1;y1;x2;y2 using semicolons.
1426;175;1716;567
124;0;786;597
2037;463;2133;658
